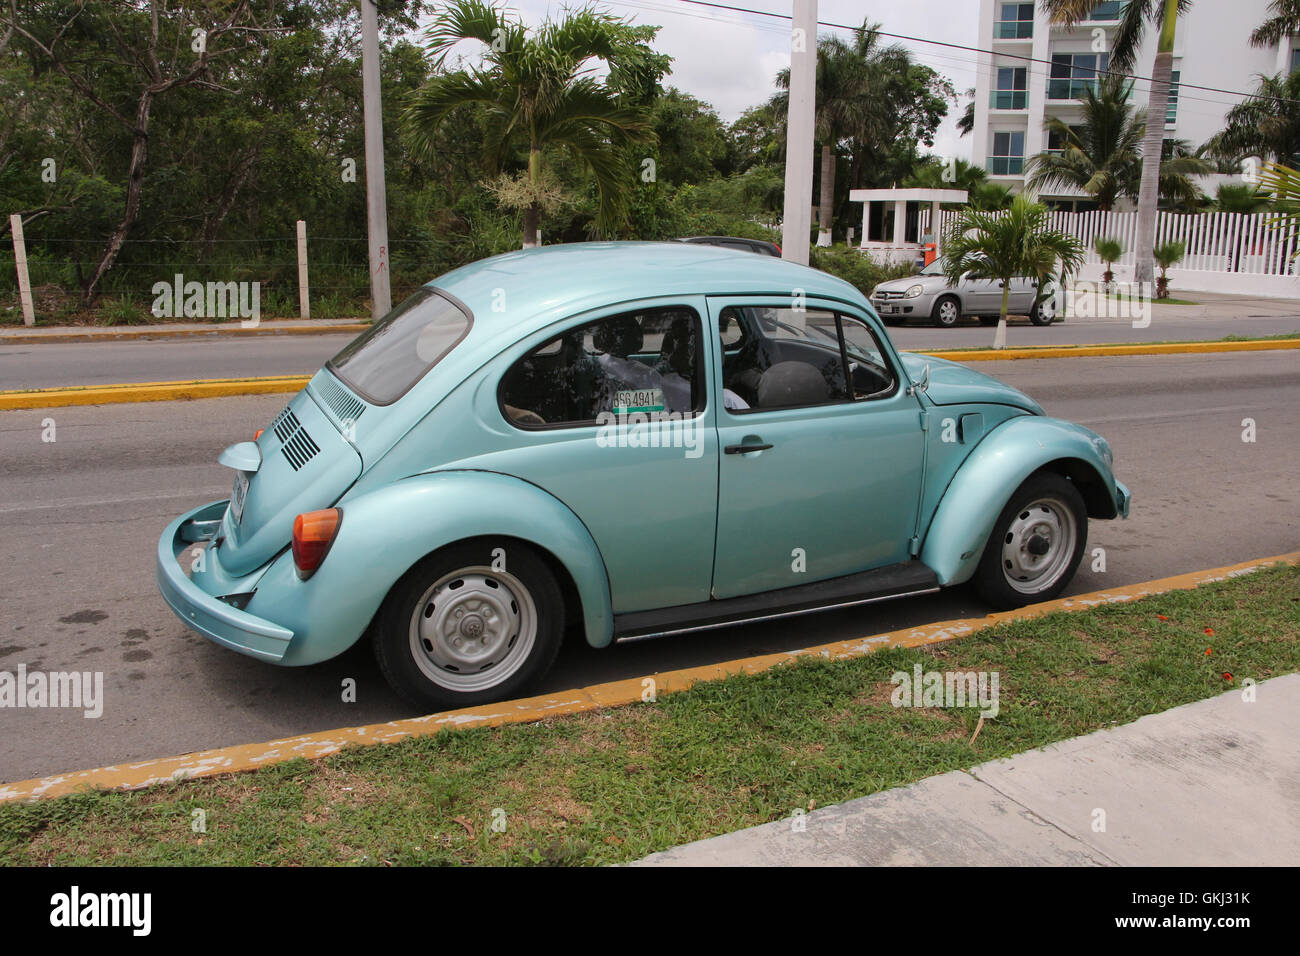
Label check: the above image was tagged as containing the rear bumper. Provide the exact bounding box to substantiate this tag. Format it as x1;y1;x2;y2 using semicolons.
156;500;294;663
1114;480;1131;519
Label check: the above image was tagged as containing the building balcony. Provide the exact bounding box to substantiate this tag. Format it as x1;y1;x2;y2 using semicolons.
989;90;1029;110
993;20;1033;40
987;157;1025;176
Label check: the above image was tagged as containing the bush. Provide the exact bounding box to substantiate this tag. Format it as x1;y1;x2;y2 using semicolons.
809;244;915;296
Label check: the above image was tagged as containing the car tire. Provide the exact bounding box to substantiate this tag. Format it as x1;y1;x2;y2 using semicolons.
1029;299;1055;326
931;295;961;328
977;316;999;327
373;540;565;710
973;472;1088;611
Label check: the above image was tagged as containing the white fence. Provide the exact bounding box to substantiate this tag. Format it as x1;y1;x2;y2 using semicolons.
937;208;1300;297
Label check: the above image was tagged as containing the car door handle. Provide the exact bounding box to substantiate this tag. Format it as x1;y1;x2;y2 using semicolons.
724;442;773;454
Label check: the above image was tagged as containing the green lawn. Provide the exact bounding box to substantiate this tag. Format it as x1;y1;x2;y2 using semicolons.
2;563;1296;867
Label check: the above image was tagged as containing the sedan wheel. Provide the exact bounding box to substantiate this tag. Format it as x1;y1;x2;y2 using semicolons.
931;296;961;328
974;473;1087;610
374;542;564;709
1030;298;1056;326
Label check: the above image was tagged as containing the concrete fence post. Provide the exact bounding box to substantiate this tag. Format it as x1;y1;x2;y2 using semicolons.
9;214;35;326
296;219;310;320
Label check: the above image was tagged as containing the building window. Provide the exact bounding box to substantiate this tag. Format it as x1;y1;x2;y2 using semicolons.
989;131;1025;175
994;2;1034;39
1291;48;1299;73
1165;70;1181;125
1087;1;1124;20
1046;125;1084;153
991;67;1028;109
1048;52;1110;99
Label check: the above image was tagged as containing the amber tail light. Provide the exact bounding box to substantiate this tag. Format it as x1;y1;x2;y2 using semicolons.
292;508;341;580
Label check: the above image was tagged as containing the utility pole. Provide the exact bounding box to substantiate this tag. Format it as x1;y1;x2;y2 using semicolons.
361;0;391;319
781;0;817;266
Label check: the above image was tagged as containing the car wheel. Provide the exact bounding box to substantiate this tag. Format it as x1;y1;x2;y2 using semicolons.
1029;298;1056;326
974;472;1087;610
977;316;999;327
373;541;564;710
931;295;961;328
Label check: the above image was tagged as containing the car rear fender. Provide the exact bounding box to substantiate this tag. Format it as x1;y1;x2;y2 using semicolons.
920;416;1124;586
265;469;615;659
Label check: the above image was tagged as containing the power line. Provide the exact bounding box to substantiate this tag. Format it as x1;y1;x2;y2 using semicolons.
661;0;1300;108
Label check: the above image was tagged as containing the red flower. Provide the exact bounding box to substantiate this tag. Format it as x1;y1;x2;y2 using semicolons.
1156;614;1169;621
1204;627;1215;636
1205;647;1213;656
1222;672;1233;681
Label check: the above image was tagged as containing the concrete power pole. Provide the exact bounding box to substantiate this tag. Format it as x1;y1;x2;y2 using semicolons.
361;0;392;319
781;0;817;266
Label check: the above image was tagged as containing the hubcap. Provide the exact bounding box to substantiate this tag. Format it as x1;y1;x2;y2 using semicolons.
939;301;958;324
1001;497;1077;595
408;566;537;692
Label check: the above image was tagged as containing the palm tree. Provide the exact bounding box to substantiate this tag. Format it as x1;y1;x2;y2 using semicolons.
1153;241;1185;298
775;23;901;246
1094;236;1123;290
1040;0;1187;286
1027;78;1145;211
942;193;1086;349
1210;72;1300;168
405;0;658;247
1213;183;1271;271
957;87;975;137
1026;78;1208;210
1250;0;1300;46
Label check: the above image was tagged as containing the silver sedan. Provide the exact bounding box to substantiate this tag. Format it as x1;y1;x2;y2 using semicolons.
870;260;1057;328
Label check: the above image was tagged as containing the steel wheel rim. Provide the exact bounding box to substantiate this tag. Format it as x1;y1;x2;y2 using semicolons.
938;300;959;325
1001;496;1077;595
408;566;537;692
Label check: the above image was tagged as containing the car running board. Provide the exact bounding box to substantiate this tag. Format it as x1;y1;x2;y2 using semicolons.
613;561;941;642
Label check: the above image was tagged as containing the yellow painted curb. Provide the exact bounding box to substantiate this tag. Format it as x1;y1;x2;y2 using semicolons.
3;550;1296;805
0;376;311;410
915;338;1300;361
0;323;368;345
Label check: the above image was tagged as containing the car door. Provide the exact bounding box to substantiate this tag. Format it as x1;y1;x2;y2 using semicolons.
494;298;720;613
708;297;926;600
1008;276;1038;313
961;274;1004;315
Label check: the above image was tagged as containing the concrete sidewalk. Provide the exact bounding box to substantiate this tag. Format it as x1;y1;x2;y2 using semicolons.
637;674;1300;866
0;317;367;343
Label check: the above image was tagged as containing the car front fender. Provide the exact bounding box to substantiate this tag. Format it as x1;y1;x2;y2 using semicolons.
250;469;615;665
920;416;1126;587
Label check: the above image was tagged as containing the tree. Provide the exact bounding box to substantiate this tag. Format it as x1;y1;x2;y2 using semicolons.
1250;0;1300;47
771;22;952;239
957;88;975;137
405;0;666;247
1026;77;1208;210
1210;72;1300;168
1093;235;1123;289
1040;0;1186;286
904;157;1013;209
1153;240;1185;297
941;193;1085;349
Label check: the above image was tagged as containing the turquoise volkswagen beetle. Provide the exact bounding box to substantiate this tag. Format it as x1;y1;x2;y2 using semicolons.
157;242;1130;709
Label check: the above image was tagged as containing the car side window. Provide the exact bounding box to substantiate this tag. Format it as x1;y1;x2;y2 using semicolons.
721;306;896;412
499;306;704;428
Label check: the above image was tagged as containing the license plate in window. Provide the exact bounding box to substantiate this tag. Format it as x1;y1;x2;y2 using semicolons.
230;471;249;526
613;389;665;414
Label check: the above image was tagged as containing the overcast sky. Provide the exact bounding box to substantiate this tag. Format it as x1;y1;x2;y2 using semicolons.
419;0;983;164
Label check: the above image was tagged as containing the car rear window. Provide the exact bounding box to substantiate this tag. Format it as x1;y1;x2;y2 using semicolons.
326;288;472;405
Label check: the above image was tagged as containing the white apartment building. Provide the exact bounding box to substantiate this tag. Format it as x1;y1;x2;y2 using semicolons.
971;0;1290;208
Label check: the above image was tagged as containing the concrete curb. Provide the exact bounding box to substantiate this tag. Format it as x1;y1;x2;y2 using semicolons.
0;323;368;345
3;550;1295;804
3;338;1298;411
0;376;311;410
913;338;1300;362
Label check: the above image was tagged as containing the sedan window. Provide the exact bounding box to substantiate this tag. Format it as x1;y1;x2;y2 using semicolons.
327;288;471;405
499;307;704;428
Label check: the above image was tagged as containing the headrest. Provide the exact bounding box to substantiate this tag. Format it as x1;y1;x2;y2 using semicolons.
593;316;644;357
755;361;831;408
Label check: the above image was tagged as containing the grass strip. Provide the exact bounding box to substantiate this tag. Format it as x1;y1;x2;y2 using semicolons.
2;563;1297;866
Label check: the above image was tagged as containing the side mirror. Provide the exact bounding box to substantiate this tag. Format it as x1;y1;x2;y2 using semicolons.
906;362;931;397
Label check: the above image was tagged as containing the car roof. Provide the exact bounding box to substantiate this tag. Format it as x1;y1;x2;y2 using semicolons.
426;241;862;345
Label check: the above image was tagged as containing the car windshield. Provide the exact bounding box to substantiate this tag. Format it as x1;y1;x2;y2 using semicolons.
919;260;945;276
327;288;472;405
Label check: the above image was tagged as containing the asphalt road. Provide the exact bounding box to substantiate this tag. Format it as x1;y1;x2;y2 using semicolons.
2;310;1299;390
1;351;1297;782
